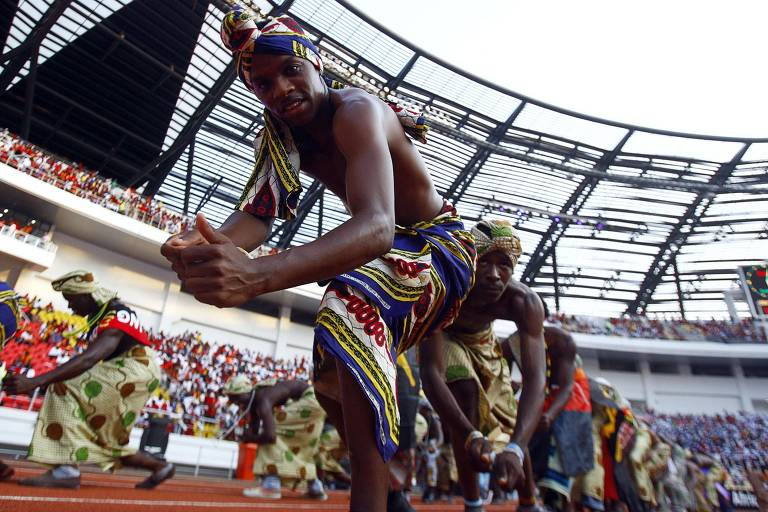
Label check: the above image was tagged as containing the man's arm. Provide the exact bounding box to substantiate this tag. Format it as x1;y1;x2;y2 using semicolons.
4;330;122;395
161;211;272;277
177;97;397;306
510;291;546;447
249;381;309;445
539;327;576;430
494;290;546;490
419;331;492;471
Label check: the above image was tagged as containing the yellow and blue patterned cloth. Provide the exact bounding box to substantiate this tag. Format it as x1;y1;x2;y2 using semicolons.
0;281;20;348
314;203;475;460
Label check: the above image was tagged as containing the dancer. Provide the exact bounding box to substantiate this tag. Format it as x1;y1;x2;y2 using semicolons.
0;281;21;481
315;422;351;489
579;378;643;512
224;374;327;500
419;219;546;512
509;323;593;511
162;7;475;511
3;270;174;489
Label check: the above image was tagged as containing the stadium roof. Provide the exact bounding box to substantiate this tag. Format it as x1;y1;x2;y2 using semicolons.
1;0;767;319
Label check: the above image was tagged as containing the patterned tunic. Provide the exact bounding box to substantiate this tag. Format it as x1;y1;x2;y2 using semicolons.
28;303;160;468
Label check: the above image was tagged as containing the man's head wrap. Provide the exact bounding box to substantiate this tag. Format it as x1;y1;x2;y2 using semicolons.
471;219;523;267
220;6;323;94
0;282;20;347
51;270;117;306
222;6;429;222
224;374;254;395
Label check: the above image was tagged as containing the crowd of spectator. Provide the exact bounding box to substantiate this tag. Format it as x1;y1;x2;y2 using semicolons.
147;331;309;437
0;129;191;235
550;313;767;343
646;411;768;490
0;207;56;253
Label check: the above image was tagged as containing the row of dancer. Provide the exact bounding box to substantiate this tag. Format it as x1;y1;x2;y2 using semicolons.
0;5;757;512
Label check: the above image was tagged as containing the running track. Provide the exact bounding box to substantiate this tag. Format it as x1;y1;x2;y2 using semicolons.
0;460;518;512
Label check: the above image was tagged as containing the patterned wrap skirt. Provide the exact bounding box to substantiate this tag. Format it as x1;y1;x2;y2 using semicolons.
27;346;161;469
313;203;475;461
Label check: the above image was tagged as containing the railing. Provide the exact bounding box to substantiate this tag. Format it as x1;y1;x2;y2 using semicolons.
0;225;57;252
2;150;191;235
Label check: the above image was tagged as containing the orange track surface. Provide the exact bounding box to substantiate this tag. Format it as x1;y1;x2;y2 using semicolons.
0;460;518;512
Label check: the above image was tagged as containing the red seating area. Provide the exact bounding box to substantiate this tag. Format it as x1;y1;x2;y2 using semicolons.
1;340;56;376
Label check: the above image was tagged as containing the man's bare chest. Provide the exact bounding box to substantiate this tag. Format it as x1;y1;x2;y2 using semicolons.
301;149;348;199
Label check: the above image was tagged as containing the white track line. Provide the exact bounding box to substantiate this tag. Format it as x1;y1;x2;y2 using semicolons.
0;495;348;509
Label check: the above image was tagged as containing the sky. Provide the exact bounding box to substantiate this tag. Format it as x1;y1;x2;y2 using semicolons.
350;0;768;139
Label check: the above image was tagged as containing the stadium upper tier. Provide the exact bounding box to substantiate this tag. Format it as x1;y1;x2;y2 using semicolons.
1;0;767;319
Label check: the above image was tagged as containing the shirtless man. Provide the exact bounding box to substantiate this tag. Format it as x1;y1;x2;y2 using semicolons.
508;321;593;512
419;220;546;512
161;8;475;512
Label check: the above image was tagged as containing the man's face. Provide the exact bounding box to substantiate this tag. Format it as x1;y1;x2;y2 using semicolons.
62;292;96;316
472;250;514;303
249;54;326;126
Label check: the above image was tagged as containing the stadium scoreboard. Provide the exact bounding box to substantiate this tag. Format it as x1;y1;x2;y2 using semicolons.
739;263;768;318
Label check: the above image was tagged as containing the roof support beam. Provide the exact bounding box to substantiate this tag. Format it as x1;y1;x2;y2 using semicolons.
20;43;38;139
131;64;236;193
183;140;195;216
673;255;686;320
386;52;419;90
0;0;71;92
625;143;751;315
195;175;222;214
444;102;526;203
552;249;560;313
267;180;324;248
521;130;633;286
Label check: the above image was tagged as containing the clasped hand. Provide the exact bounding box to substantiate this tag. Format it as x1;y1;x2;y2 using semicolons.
160;213;269;308
467;437;525;490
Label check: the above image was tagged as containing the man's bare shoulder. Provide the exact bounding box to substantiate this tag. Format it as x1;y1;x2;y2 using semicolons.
331;88;386;121
544;325;576;358
496;279;541;319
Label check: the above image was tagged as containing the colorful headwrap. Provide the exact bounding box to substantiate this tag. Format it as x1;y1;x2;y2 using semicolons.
221;6;429;221
221;7;323;94
224;374;254;395
0;282;20;347
471;219;523;267
51;270;117;306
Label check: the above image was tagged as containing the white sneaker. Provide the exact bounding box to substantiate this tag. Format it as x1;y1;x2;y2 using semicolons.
243;486;282;499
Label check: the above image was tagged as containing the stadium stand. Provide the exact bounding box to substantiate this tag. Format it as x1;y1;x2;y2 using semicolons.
551;312;767;343
1;129;191;235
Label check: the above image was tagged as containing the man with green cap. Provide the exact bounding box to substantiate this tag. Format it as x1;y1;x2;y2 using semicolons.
420;219;547;512
3;270;174;489
224;374;327;500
